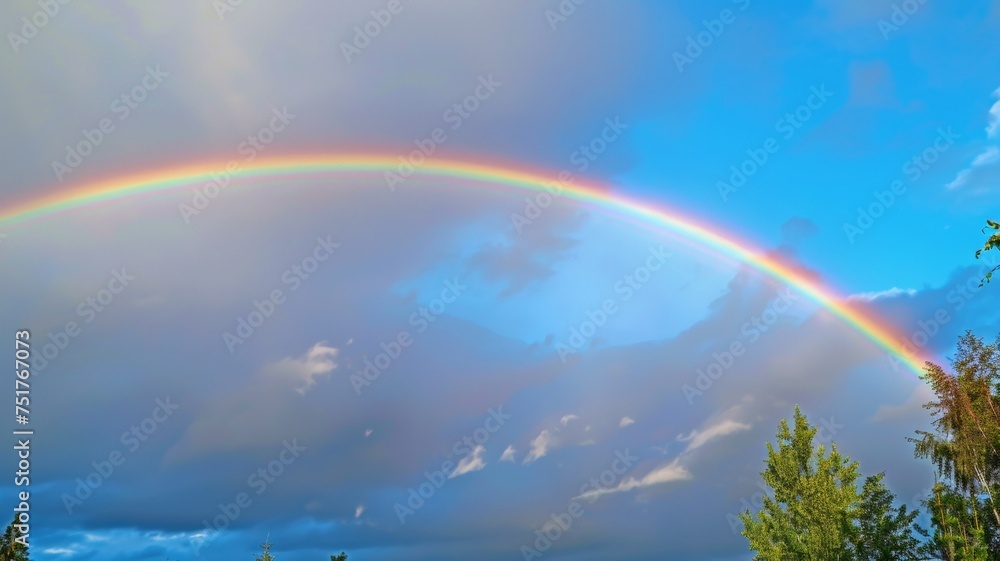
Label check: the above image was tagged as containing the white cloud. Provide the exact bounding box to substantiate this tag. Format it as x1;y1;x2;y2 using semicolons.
560;414;579;426
263;342;339;394
847;287;916;302
947;88;1000;191
677;419;751;453
946;169;973;190
574;459;691;501
499;445;516;463
871;383;935;422
987;86;1000;138
354;504;365;519
948;146;1000;190
973;146;1000;166
364;428;373;438
619;416;635;427
523;429;554;465
450;445;487;478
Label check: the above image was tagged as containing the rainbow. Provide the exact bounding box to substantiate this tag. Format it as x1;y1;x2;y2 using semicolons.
0;153;931;377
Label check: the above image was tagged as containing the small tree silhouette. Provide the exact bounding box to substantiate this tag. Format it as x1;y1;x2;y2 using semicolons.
254;533;275;561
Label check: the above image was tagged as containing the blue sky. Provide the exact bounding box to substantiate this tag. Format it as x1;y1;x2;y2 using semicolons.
1;1;1000;560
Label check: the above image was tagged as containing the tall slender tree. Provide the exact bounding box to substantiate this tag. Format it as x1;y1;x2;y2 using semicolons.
909;332;1000;557
254;534;275;561
0;513;29;561
915;482;990;561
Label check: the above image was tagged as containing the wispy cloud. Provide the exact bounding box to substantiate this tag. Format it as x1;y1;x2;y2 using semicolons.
988;86;1000;137
848;287;917;302
450;445;487;478
263;342;339;395
523;429;554;465
677;420;751;453
499;445;516;463
574;459;691;501
947;87;1000;191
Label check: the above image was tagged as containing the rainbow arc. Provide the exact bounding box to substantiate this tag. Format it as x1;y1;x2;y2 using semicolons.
0;153;931;377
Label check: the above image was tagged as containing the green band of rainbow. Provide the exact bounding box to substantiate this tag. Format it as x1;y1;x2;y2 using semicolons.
0;153;930;377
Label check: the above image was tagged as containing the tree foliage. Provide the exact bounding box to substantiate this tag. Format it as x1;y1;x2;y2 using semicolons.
740;406;921;560
254;535;275;561
915;482;990;561
909;332;1000;558
247;535;348;561
977;219;1000;286
0;514;29;561
854;472;921;560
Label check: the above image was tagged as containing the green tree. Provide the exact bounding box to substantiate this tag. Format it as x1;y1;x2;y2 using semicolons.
739;406;861;560
254;534;275;561
976;219;1000;286
915;482;989;561
909;332;1000;557
740;407;921;560
331;553;348;561
853;472;921;560
0;513;29;561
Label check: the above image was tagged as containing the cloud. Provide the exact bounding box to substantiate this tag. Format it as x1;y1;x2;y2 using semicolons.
449;445;487;479
574;459;691;501
619;416;635;428
988;86;1000;137
947;146;1000;190
560;414;579;426
947;87;1000;192
522;429;555;465
499;445;516;463
262;342;339;395
574;406;754;502
973;146;1000;165
354;504;365;519
676;420;752;453
364;428;373;438
466;212;584;297
871;383;936;423
848;287;917;302
780;217;819;245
